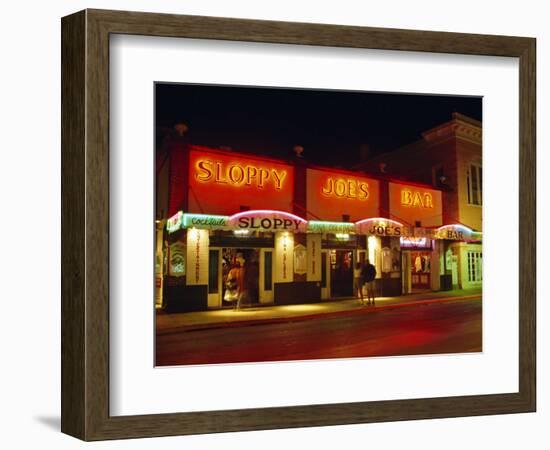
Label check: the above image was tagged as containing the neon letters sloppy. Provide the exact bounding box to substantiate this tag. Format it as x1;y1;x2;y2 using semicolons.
237;216;302;231
195;159;287;190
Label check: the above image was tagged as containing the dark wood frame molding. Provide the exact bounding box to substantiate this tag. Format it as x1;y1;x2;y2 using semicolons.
61;9;536;441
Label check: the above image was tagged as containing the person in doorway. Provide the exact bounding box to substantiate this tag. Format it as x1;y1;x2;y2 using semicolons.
362;259;377;306
414;255;423;273
354;262;365;305
234;253;247;311
224;267;240;305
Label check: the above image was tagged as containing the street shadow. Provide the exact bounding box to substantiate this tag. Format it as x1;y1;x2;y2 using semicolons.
34;415;60;431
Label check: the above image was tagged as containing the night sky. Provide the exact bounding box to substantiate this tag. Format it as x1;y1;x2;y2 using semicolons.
155;83;481;168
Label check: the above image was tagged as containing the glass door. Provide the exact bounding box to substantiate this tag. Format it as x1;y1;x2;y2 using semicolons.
330;250;353;297
259;249;274;304
207;249;221;308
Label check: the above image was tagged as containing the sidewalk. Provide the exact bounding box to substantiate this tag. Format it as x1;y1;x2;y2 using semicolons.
156;289;482;334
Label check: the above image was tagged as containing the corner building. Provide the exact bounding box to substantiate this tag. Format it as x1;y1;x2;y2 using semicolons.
355;113;483;292
155;132;481;312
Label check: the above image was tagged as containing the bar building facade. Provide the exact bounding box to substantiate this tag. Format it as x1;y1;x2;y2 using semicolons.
355;112;483;293
155;122;482;312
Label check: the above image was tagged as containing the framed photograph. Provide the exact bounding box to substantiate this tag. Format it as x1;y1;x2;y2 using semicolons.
61;9;536;441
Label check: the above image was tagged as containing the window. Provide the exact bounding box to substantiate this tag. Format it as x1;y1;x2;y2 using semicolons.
169;242;185;276
467;164;482;205
264;251;273;291
467;251;483;283
432;164;445;187
321;253;327;288
208;250;219;293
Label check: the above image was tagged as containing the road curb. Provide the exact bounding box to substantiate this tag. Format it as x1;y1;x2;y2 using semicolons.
156;294;481;335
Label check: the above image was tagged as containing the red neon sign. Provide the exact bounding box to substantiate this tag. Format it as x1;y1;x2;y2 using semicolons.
306;168;380;221
195;159;287;190
400;189;434;208
188;150;294;215
321;177;369;201
389;182;442;227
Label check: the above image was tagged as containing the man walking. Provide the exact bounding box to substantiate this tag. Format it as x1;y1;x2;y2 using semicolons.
362;259;377;306
354;262;365;305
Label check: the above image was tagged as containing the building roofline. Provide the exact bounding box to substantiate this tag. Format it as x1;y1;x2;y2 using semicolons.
187;144;443;191
421;112;481;140
353;112;482;171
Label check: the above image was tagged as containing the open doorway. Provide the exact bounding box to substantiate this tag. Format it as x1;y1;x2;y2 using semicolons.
409;250;431;291
329;250;353;297
221;248;260;307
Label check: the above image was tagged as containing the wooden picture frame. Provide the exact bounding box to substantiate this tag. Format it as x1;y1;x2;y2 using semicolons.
61;9;536;441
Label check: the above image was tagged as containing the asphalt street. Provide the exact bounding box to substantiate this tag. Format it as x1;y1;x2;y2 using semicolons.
155;298;482;366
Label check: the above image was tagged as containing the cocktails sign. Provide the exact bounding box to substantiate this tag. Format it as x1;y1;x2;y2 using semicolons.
182;213;230;230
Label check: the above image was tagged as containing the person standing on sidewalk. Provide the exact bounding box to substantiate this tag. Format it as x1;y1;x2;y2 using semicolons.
353;262;365;305
362;259;377;306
